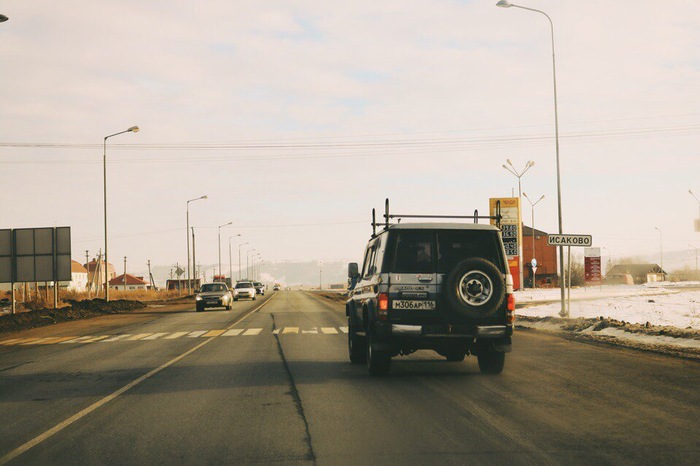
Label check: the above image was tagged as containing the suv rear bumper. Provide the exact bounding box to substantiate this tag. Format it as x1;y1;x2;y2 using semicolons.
389;323;511;339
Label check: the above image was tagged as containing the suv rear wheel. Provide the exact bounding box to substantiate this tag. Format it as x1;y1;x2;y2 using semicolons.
367;326;391;376
477;351;505;374
348;318;367;364
444;258;505;318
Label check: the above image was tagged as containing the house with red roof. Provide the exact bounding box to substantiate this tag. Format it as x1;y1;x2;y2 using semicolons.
109;273;150;291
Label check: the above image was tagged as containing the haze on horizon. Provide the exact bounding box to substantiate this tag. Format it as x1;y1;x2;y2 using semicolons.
1;1;699;275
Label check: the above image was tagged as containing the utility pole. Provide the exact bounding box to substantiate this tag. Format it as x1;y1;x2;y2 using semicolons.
85;250;90;297
123;256;127;290
147;260;156;291
191;227;197;290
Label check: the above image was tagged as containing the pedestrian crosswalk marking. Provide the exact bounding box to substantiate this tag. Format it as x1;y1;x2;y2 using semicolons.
102;334;132;342
0;326;349;348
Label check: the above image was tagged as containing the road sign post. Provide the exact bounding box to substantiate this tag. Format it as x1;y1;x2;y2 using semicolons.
547;233;593;317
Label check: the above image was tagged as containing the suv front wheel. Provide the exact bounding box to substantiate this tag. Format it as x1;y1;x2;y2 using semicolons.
348;318;367;364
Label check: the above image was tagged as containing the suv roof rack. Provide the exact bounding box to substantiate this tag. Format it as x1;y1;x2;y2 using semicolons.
371;198;502;237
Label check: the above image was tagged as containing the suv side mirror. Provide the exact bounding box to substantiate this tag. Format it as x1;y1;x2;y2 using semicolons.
348;262;359;279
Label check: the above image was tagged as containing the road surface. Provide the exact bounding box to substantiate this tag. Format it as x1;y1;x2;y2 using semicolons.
1;291;699;465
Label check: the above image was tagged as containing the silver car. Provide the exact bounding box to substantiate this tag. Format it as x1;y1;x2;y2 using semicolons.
195;283;233;312
233;281;257;301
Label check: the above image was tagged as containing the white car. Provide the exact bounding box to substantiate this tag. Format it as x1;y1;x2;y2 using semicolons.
233;281;257;301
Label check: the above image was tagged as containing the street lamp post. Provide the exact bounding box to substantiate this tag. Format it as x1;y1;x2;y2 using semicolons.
690;189;700;225
496;0;566;316
523;192;544;288
246;249;256;280
238;242;249;280
502;159;534;290
186;195;207;294
229;235;241;287
689;244;698;281
654;227;663;271
217;222;233;281
103;126;139;301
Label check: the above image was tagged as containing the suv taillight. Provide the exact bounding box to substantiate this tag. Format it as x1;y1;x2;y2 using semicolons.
506;294;515;323
378;293;389;320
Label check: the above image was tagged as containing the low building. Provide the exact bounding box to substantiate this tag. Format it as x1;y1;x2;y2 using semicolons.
166;278;200;291
605;264;666;285
522;225;559;288
66;260;88;291
109;273;149;291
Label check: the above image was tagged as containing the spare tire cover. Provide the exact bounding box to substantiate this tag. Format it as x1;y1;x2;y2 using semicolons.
443;258;505;318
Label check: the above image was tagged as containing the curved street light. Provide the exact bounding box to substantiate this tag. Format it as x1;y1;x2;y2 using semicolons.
186;195;207;294
217;222;233;280
497;0;566;315
502;159;534;289
103;126;139;301
0;14;8;22
523;192;544;288
654;227;663;272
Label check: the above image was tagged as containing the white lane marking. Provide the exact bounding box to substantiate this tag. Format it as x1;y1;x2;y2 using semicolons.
242;328;262;336
222;329;243;336
272;328;281;335
282;327;299;334
302;328;318;334
339;326;348;333
321;327;338;334
101;334;132;342
81;336;110;343
60;336;95;344
0;292;280;466
164;332;188;339
126;333;153;341
142;333;168;340
23;337;58;345
187;331;207;338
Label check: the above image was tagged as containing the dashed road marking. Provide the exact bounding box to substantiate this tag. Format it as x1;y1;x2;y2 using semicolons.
1;326;349;348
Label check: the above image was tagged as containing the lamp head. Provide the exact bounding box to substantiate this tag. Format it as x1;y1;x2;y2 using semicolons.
496;0;513;7
201;195;208;200
0;14;9;22
127;126;139;133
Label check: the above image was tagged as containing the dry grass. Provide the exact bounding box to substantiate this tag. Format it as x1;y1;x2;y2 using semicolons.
2;287;186;312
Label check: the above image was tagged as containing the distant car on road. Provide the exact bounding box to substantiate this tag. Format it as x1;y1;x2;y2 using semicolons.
195;283;233;312
253;282;265;296
234;281;257;301
273;284;280;291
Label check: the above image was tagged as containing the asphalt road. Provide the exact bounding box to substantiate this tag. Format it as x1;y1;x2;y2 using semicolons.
1;291;699;465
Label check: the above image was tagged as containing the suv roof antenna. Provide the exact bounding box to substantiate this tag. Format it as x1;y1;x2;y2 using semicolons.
372;208;377;237
384;198;390;230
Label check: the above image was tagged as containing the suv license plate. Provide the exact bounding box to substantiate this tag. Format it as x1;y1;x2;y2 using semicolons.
393;300;436;310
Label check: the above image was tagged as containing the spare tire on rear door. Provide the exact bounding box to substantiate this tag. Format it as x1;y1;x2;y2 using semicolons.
443;258;505;318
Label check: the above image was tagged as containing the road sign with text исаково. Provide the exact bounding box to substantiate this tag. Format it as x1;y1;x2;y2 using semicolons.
547;234;592;247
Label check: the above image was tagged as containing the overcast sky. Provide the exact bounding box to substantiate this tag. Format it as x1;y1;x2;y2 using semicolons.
1;1;699;275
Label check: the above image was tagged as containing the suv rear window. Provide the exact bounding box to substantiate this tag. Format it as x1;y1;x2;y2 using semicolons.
436;230;504;273
388;230;433;273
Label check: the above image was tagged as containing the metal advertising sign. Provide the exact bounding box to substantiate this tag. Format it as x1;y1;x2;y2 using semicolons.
584;247;602;286
0;226;71;284
490;197;521;290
